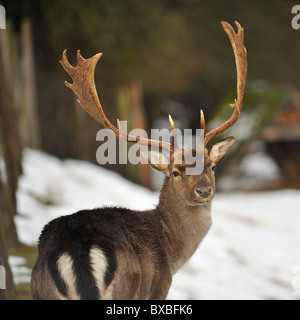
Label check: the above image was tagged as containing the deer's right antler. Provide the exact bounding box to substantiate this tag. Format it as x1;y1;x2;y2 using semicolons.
60;50;173;152
202;21;247;146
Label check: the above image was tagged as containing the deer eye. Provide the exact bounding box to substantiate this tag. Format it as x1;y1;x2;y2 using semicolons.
172;171;180;178
212;166;216;171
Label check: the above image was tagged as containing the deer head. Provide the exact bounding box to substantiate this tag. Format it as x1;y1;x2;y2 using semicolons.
60;21;247;207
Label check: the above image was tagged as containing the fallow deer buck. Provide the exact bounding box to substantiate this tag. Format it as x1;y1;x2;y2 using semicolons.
31;21;247;300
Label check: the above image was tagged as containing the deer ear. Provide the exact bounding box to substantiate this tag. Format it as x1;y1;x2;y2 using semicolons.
140;148;170;175
209;136;235;164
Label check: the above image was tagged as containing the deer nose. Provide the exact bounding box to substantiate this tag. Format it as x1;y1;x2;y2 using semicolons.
196;187;212;199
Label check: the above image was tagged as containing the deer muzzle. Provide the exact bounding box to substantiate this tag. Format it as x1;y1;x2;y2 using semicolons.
195;187;212;199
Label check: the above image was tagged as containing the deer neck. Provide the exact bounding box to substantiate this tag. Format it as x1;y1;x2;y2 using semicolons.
157;177;212;274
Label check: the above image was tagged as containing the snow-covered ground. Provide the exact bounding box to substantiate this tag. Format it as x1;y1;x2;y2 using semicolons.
14;149;300;300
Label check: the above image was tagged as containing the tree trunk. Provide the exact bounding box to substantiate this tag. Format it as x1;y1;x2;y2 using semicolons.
0;203;16;300
0;24;21;251
116;82;152;188
127;82;152;189
20;18;40;149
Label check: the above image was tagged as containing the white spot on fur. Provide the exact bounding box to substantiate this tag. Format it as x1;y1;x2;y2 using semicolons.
57;253;80;300
89;246;109;299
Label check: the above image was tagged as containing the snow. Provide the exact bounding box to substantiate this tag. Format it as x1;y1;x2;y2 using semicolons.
14;148;300;300
8;256;31;285
238;151;280;180
16;149;157;245
218;149;281;191
170;191;300;300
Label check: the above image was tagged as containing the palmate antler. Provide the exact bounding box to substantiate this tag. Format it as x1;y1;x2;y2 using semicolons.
60;50;173;152
60;21;247;154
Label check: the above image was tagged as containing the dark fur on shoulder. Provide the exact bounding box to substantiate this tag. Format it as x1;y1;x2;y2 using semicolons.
35;207;164;299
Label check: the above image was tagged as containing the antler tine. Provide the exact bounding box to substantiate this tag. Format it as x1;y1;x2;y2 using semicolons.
168;114;176;132
204;21;247;145
60;50;172;152
196;110;206;150
200;110;206;135
168;114;179;151
60;49;75;77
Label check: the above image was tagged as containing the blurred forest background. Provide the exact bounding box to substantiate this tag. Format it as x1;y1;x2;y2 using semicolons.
0;0;300;299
